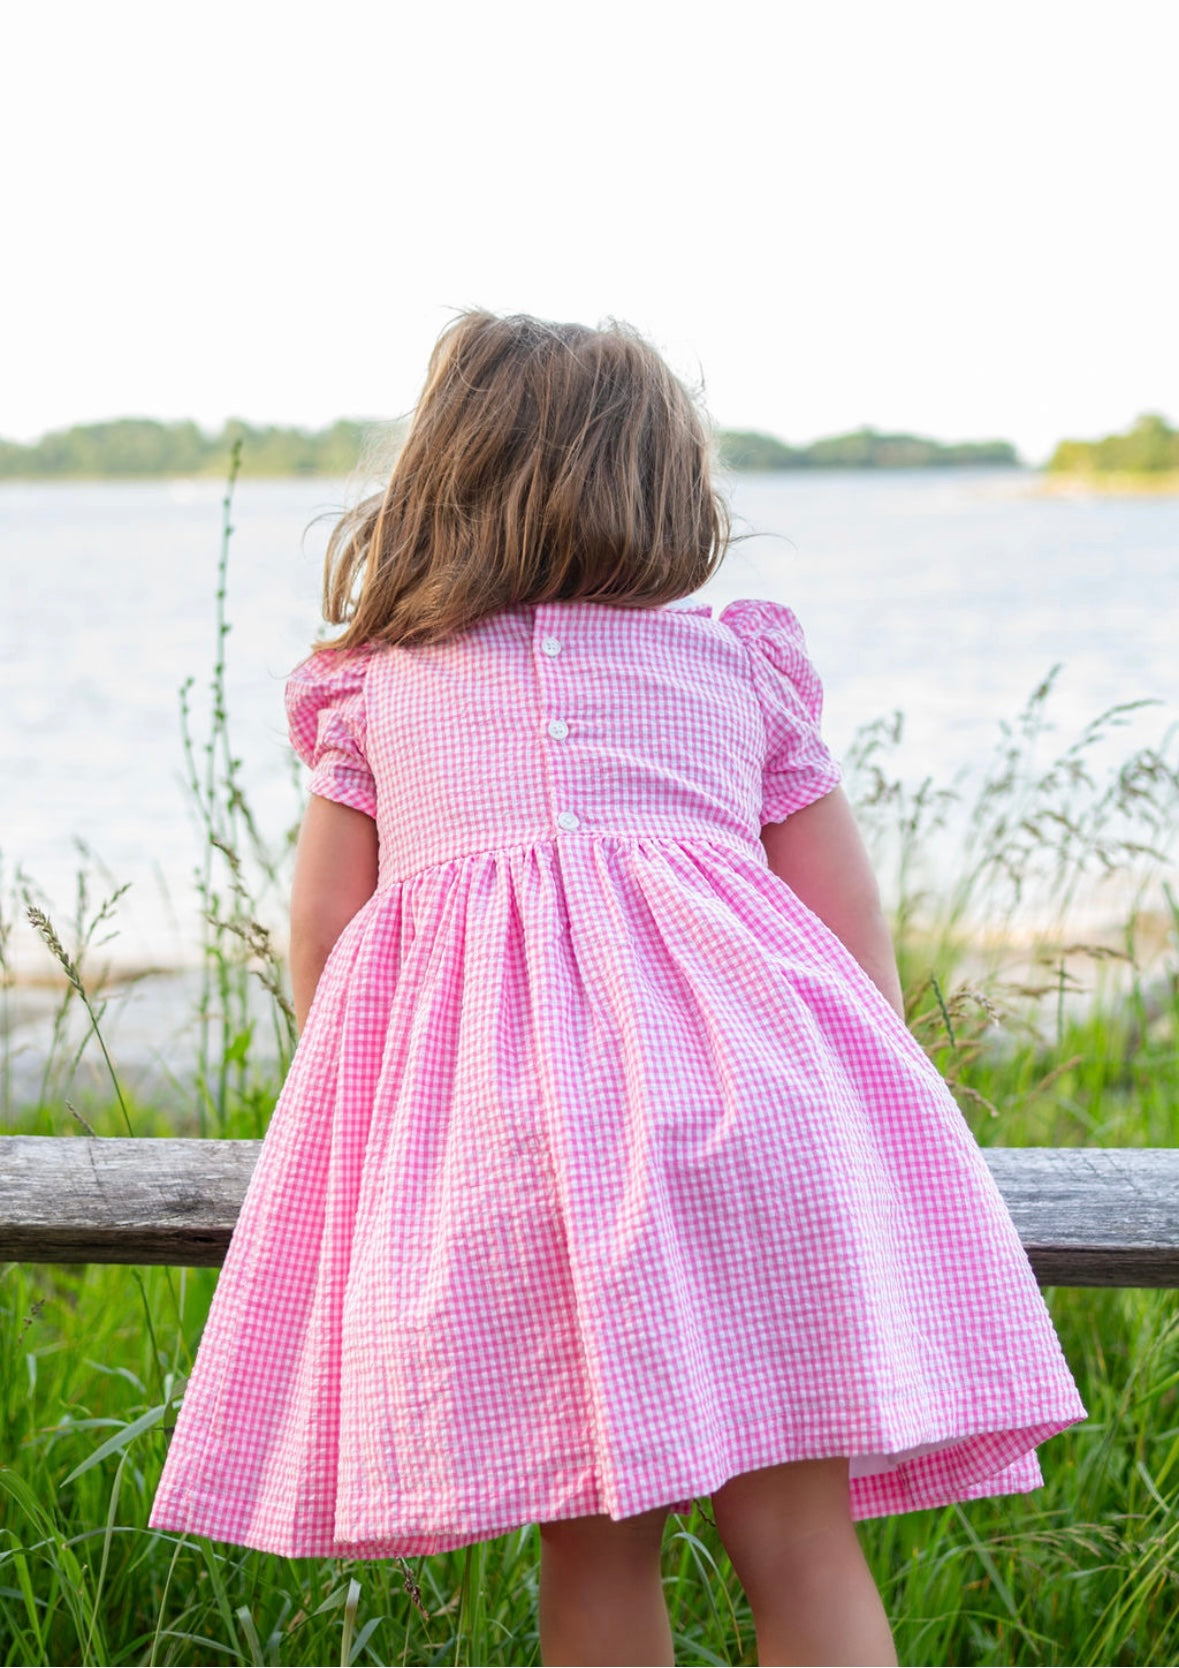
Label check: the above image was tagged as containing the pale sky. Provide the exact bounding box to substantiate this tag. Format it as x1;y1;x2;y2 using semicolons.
4;0;1176;465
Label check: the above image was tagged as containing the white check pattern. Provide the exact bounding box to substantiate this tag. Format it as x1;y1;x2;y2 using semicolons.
149;597;1087;1557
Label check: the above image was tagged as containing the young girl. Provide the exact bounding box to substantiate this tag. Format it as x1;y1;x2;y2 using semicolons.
150;310;1088;1666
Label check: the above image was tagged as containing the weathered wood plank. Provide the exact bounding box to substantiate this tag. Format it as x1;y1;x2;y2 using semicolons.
981;1146;1179;1288
0;1136;256;1268
1;1136;1178;1285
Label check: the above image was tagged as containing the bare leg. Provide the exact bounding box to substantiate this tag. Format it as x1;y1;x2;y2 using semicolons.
537;1503;675;1666
711;1458;897;1667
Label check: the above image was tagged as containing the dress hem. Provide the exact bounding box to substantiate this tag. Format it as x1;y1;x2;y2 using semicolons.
148;1406;1086;1561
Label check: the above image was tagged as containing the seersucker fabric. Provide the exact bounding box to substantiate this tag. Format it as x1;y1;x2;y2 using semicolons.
149;596;1087;1557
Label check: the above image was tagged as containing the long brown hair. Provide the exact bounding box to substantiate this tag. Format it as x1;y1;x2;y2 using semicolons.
318;310;730;650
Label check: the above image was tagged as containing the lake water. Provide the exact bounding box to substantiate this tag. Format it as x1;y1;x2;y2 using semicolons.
3;468;1178;987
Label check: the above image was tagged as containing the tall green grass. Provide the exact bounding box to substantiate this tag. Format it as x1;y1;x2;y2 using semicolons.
2;461;1178;1665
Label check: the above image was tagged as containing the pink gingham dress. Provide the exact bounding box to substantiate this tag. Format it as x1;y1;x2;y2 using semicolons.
150;596;1087;1558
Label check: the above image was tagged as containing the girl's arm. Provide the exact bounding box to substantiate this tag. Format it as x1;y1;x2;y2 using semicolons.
760;786;905;1021
289;794;380;1034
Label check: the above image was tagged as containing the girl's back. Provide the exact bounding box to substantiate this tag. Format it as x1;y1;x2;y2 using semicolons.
286;596;836;880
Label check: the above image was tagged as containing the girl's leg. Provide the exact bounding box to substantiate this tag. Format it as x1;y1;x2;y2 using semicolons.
537;1503;674;1666
710;1457;897;1667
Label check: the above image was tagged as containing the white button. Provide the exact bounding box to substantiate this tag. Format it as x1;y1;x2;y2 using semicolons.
540;636;563;657
547;718;569;739
556;810;580;831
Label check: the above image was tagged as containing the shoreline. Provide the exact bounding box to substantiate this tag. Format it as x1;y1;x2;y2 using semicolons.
1031;470;1179;498
3;940;1171;1124
0;465;1036;486
3;466;1178;498
5;901;1173;1119
5;879;1173;991
5;904;1172;1004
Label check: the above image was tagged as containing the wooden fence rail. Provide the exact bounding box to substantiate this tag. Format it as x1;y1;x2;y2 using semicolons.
2;1136;1178;1287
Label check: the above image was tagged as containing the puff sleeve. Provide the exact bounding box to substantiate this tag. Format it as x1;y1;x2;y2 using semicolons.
285;648;378;820
720;598;843;824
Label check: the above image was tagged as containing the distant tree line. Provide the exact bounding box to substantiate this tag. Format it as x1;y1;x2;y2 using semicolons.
718;427;1019;470
1047;412;1179;476
0;415;1046;480
0;418;378;479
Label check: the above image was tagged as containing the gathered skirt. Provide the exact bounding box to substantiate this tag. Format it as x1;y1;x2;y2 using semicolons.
150;832;1088;1557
